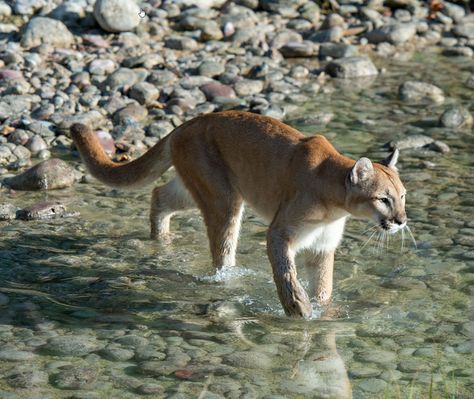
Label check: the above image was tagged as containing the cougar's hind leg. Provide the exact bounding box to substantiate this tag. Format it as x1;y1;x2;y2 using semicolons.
150;176;195;239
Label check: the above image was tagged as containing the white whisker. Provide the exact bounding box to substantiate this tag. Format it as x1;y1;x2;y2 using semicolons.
406;225;417;249
401;228;405;252
361;229;378;250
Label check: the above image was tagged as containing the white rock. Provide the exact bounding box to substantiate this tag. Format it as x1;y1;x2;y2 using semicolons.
93;0;141;33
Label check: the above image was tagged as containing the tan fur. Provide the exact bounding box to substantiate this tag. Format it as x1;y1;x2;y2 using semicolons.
70;111;407;318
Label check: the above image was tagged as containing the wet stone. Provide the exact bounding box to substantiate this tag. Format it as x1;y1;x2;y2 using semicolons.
100;346;135;361
319;43;358;59
325;56;378;78
366;22;416;44
234;79;264;96
224;351;272;370
279;41;315;57
399;81;445;104
0;203;17;220
128;82;159;105
44;335;103;357
0;349;35;361
439;106;473;128
51;366;98;390
4;159;76;190
358;378;387;393
136;383;165;395
350;366;382;378
6;368;48;388
356;350;397;366
201;82;236;100
16;201;75;220
398;358;431;373
442;46;473;57
387;134;434;150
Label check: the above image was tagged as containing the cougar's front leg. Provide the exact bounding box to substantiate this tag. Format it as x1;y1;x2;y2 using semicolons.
267;226;312;318
304;250;335;304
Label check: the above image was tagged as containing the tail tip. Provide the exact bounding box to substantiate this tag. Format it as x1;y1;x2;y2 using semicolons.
70;123;91;137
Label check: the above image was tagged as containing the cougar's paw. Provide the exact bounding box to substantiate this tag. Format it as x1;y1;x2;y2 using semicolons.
281;280;312;318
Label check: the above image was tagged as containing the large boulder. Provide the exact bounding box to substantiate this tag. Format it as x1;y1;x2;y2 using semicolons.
93;0;141;33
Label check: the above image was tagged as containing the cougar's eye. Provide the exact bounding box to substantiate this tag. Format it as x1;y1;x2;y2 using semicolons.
379;197;390;205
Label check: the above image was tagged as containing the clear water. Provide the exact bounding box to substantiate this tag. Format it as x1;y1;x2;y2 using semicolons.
0;51;473;398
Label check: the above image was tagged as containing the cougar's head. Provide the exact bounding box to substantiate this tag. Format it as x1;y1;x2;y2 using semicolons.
345;149;407;234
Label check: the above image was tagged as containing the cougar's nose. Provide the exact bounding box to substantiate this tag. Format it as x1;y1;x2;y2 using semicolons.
395;213;407;225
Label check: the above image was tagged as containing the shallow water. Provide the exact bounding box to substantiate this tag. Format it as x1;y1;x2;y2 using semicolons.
1;50;473;398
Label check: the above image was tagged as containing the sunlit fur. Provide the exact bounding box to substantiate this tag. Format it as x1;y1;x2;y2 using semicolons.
70;111;410;319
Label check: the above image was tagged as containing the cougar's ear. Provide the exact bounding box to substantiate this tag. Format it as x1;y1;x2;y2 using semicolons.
350;157;374;184
380;148;399;170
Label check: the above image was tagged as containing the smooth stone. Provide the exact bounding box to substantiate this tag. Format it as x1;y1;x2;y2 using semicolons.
399;81;445;104
16;201;70;220
0;203;17;220
93;0;140;33
52;366;98;390
366;23;416;44
100;346;134;361
6;368;48;388
88;59;116;75
113;103;148;124
139;360;181;376
146;121;174;138
380;369;402;382
466;74;474;89
60;110;105;130
128;82;159;105
224;351;272;369
115;334;149;348
453;22;474;39
279;41;315;57
387;135;434;150
21;17;74;49
442;2;465;22
319;43;358;59
198;61;225;78
234;79;264;96
136;383;165;395
358;378;387;393
103;67;138;91
44;335;103;356
201;82;236;100
350;367;382;378
0;349;35;361
357;350;397;365
325;56;378;78
398;358;430;373
442;46;473;57
429;140;450;153
165;36;198;51
439;106;473;128
26;135;48;154
309;26;344;43
4;159;76;190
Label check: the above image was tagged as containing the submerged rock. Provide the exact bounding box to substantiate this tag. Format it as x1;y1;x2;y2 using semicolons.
3;159;76;190
386;135;434;150
325;56;378;78
399;81;445;104
439;106;473;128
0;203;18;220
16;201;79;220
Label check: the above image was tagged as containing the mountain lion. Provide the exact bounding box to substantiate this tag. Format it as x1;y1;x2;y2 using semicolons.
71;111;407;318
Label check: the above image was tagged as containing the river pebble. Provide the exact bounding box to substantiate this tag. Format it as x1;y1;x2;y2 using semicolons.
44;335;104;357
399;81;445;104
93;0;140;33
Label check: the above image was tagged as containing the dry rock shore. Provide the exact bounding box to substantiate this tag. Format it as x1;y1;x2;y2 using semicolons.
0;0;472;190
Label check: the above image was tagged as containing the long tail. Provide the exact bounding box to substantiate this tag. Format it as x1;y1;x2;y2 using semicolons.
70;123;173;189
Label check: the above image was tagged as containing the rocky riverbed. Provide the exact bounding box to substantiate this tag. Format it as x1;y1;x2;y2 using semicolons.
0;0;473;398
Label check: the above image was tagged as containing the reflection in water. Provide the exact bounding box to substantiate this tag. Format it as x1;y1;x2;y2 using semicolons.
283;330;352;398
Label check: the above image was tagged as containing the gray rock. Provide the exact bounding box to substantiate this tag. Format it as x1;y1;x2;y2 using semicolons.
357;350;397;365
224;351;272;369
0;349;35;361
386;134;434;150
165;36;198;50
279;41;315;57
52;366;98;389
429;140;450;153
100;346;134;361
12;145;30;160
139;360;180;376
6;368;48;388
44;335;103;357
103;67;138;91
88;59;116;75
26;135;48;155
113;103;148;124
14;0;44;15
60;110;105;130
319;43;358;59
0;203;16;220
199;61;225;78
466;74;474;89
309;26;344;43
146;121;174;138
358;378;387;393
137;383;165;395
21;17;74;49
398;81;445;104
453;22;474;39
123;54;164;69
439;106;473;128
4;159;76;190
201;82;236;100
442;2;465;22
0;1;11;16
128;82;159;105
442;47;473;57
16;201;77;220
93;0;140;33
398;358;430;373
366;22;416;44
234;79;264;96
325;56;378;78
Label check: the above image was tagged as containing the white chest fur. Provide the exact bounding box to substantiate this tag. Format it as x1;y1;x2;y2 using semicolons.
292;216;348;254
